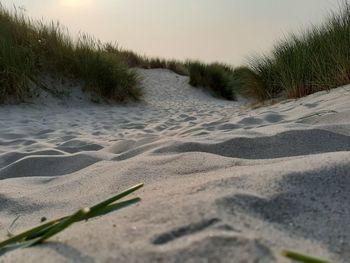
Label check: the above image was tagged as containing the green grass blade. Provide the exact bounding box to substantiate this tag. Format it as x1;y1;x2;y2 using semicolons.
0;183;143;253
85;198;141;219
24;222;63;241
27;198;141;239
0;238;41;256
24;198;141;243
32;208;90;245
282;250;331;263
0;217;66;247
25;184;143;241
89;183;143;212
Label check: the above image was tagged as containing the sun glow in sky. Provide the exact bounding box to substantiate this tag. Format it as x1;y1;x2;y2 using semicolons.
4;0;339;65
59;0;93;8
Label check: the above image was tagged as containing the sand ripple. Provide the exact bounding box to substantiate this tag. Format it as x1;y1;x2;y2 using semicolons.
0;69;349;262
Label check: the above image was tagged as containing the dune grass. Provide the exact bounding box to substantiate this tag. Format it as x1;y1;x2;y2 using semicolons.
0;183;143;255
103;44;189;76
188;61;236;100
233;1;350;101
0;4;140;103
231;67;261;101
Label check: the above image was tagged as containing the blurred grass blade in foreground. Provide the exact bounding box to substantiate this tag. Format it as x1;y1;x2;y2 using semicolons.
0;183;144;255
282;250;331;263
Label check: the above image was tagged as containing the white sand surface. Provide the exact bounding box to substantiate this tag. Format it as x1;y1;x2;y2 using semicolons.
0;69;349;262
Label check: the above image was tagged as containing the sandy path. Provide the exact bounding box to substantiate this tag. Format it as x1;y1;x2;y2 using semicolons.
0;69;349;262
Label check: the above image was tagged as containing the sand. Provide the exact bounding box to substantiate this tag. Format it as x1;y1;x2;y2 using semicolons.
0;69;349;262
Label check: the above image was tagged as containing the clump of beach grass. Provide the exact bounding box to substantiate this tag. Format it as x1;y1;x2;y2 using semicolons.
0;4;140;103
0;183;143;255
188;61;236;100
235;1;350;101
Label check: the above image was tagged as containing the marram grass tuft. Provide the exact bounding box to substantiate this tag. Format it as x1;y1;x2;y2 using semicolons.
235;1;350;101
0;3;140;103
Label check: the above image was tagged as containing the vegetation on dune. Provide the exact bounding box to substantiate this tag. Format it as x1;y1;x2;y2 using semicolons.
106;45;189;76
188;61;237;100
0;4;140;103
231;66;268;101
235;1;350;101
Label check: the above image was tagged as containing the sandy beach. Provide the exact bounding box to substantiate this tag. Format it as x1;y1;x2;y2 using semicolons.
0;69;349;262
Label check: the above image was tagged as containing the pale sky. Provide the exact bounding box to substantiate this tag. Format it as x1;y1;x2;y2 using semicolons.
4;0;340;65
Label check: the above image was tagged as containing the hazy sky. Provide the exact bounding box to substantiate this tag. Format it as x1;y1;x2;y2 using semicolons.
4;0;340;65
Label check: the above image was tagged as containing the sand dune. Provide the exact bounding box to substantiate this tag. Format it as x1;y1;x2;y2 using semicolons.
0;69;349;262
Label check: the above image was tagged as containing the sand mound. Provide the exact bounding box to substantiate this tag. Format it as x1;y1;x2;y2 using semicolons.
0;69;349;262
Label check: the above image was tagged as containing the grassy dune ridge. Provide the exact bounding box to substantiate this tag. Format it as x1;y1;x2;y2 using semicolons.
0;4;140;103
233;1;350;101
